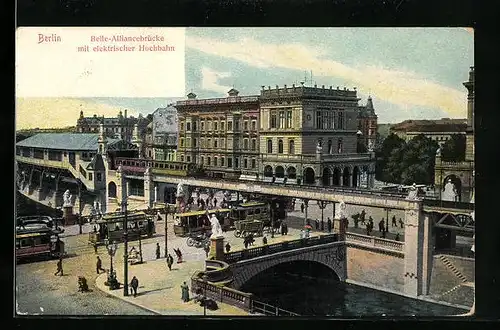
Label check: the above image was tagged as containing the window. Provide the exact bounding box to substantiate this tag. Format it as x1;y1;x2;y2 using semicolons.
221;122;225;131
201;156;204;164
267;139;273;153
181;155;184;162
180;122;185;131
244;139;249;150
235;157;239;168
33;149;44;159
323;111;328;129
289;140;295;154
187;156;191;162
251;139;257;151
207;157;211;166
251;158;256;168
286;110;293;128
214;157;218;166
227;158;233;168
207;139;211;148
316;110;323;129
338;112;344;129
328;140;333;154
193;122;197;131
235;120;240;131
270;112;277;128
89;173;93;181
148;150;152;158
201;122;205;131
214;139;218;148
214;122;218;131
193;138;197;147
187;122;191;131
328;112;334;129
228;121;233;130
244;121;249;131
221;138;225;148
97;173;102;181
220;157;224;166
278;139;284;153
337;138;343;153
279;111;285;128
243;158;247;168
180;138;185;147
251;121;256;131
200;138;205;148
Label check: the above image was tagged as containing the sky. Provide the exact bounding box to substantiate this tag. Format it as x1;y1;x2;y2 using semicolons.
16;27;474;129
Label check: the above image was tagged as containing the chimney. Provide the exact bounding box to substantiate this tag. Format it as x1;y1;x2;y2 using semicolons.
322;85;325;89
124;109;127;118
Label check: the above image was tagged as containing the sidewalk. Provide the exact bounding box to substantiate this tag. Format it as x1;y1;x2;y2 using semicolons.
94;258;250;316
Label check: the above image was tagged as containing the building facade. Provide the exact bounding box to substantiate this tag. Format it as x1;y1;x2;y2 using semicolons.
390;118;467;146
144;105;179;161
357;96;378;149
76;110;151;144
258;84;375;188
434;67;475;202
175;89;261;180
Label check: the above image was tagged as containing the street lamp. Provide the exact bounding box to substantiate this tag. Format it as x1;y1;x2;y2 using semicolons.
77;179;83;234
104;239;118;289
121;201;129;296
164;203;168;258
383;207;390;233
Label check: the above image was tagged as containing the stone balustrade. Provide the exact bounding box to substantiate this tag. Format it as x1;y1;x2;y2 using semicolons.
345;232;404;254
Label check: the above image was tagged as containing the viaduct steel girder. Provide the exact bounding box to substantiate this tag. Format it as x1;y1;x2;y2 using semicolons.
148;175;419;211
431;212;475;233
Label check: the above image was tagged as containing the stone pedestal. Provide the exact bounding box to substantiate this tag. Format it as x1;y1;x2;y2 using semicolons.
63;205;77;225
209;236;224;261
334;217;348;239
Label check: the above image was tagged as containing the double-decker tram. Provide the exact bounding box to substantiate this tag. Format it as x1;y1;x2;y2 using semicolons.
16;223;65;261
173;208;231;237
88;211;156;246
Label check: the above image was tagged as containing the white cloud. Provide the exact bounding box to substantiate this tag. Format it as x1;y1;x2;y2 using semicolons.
200;67;232;94
188;36;468;117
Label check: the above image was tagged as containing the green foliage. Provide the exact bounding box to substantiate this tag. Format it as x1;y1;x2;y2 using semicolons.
377;134;439;185
375;133;406;182
441;134;466;161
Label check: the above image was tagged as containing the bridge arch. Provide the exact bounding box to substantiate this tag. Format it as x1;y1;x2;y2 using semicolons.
303;167;315;185
108;181;117;198
230;244;346;290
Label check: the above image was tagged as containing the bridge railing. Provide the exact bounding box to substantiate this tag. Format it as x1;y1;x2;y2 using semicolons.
345;232;404;252
250;300;300;316
422;199;474;211
204;260;233;283
224;234;340;264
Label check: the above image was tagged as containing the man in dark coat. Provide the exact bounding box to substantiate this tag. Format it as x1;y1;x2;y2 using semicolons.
156;243;161;259
320;219;324;231
300;203;305;213
54;257;63;276
327;218;332;233
378;219;384;232
166;254;174;271
130;276;139;297
96;256;105;274
392;215;397;227
225;242;231;253
315;219;319;230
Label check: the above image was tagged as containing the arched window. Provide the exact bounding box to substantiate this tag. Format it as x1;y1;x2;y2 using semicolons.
108;182;117;198
289;140;295;154
328;140;333;154
278;139;284;153
267;139;273;153
337;138;343;153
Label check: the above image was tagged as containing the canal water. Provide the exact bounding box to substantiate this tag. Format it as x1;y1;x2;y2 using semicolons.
242;261;465;317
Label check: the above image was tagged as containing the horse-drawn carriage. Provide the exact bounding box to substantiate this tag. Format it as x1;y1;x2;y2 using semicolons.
234;219;264;238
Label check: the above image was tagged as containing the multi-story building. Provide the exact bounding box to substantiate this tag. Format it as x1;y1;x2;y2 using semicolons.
357;96;378;149
175;89;260;180
390;118;467;146
144;105;178;161
434;66;475;202
76;109;151;144
259;84;376;188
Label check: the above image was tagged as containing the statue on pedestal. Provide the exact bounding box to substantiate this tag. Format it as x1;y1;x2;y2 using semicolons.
63;190;73;207
442;179;458;202
406;183;419;200
209;213;223;239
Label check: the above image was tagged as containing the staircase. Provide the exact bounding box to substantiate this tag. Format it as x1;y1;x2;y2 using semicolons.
438;255;468;283
437;283;463;299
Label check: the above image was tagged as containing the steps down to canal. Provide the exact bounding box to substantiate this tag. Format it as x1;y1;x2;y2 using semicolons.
428;254;475;308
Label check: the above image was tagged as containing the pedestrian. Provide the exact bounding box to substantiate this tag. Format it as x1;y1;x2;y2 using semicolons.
379;219;384;232
225;242;231;253
360;209;366;225
395;233;400;241
130;276;139;297
300;203;305;213
315;219;319;230
284;222;288;235
280;222;285;235
399;218;404;228
174;248;183;263
321;219;324;231
381;230;386;239
213;198;217;208
366;222;370;236
244;236;249;249
93;243;98;254
96;256;105;274
392;215;397;227
204;244;210;258
181;281;190;302
262;236;268;245
166;254;174;271
54;257;63;276
327;218;332;233
156;243;161;259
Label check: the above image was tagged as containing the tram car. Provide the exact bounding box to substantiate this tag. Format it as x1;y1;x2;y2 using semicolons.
173;208;231;237
229;201;281;235
88;211;155;246
114;158;205;177
16;224;65;261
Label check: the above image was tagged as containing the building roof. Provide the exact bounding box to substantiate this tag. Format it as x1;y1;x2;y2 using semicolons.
390;119;467;132
86;154;106;171
16;133;101;151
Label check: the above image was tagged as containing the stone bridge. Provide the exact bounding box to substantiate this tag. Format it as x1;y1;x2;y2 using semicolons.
228;240;346;290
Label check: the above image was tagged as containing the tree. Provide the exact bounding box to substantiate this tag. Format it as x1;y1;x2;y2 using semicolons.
375;133;406;182
398;135;439;185
441;134;466;161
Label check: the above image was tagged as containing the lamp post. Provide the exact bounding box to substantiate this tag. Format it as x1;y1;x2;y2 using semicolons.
121;201;129;296
164;203;168;258
78;179;83;234
317;200;327;227
383;207;390;233
270;201;275;238
104;239;118;288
